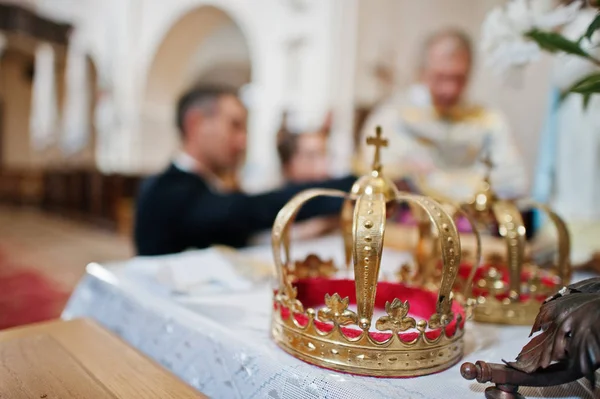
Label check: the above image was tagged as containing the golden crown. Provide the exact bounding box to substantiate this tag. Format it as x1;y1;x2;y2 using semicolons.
270;127;471;377
410;152;571;325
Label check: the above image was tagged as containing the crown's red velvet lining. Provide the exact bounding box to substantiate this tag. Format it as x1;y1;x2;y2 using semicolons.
276;279;465;343
457;262;561;302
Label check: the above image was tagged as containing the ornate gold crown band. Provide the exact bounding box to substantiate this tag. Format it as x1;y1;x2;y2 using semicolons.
270;127;476;377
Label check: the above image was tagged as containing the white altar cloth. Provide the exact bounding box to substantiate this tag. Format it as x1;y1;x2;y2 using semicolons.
63;236;598;399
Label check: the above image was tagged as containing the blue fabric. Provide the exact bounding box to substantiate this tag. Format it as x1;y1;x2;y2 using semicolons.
531;88;561;230
532;88;561;202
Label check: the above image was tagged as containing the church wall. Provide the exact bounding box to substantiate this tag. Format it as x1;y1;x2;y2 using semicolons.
476;59;553;193
325;0;359;177
58;57;97;171
71;58;97;170
32;0;358;190
30;0;367;190
37;57;67;169
185;23;251;88
354;0;552;190
33;0;126;173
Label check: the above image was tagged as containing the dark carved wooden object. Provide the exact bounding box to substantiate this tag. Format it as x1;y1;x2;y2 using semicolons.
461;278;600;398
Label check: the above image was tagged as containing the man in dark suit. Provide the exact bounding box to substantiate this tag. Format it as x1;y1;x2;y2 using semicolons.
134;86;353;256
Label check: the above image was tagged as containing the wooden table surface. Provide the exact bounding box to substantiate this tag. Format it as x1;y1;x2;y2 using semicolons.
0;318;205;398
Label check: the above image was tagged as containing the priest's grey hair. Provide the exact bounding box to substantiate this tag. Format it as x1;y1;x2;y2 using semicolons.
419;28;473;71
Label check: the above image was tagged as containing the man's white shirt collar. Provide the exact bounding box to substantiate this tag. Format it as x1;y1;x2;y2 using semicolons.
173;152;199;174
173;152;226;192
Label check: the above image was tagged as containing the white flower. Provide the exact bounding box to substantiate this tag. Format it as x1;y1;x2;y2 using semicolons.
529;0;559;15
481;0;583;75
488;40;542;70
533;0;583;29
481;8;521;53
505;0;536;33
481;5;541;75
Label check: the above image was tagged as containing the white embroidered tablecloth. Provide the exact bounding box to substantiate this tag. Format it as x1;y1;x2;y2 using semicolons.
63;236;598;399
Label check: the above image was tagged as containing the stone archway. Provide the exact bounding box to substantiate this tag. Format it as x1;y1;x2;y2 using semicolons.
140;5;252;173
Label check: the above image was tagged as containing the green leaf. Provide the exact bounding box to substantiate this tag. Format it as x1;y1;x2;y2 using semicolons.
559;90;571;103
559;73;600;109
526;29;589;58
580;13;600;42
582;93;592;110
559;91;597;110
568;73;600;94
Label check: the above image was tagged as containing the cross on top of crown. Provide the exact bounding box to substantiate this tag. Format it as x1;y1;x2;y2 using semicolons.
366;126;388;172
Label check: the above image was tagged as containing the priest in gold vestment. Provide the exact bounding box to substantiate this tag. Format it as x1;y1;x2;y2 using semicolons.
359;29;527;203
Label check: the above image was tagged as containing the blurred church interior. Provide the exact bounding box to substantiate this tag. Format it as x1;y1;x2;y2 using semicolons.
0;0;594;329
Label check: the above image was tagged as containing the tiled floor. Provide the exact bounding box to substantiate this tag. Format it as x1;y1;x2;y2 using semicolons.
0;205;133;293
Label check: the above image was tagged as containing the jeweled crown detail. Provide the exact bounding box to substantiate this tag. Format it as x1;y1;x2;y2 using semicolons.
270;127;469;377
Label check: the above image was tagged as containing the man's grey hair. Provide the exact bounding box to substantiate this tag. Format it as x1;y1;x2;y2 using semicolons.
176;85;239;137
419;28;473;70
